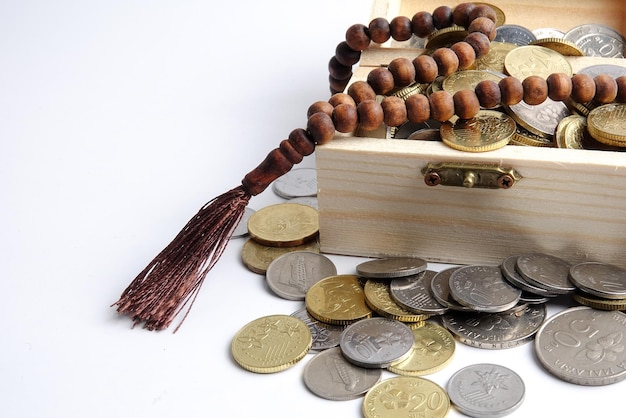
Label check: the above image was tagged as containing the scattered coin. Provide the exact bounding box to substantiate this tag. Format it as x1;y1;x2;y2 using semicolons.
389;270;449;315
501;255;560;298
515;253;576;294
363;279;430;322
448;265;522;312
494;24;536;46
290;307;345;352
247;202;319;247
564;23;626;58
406;128;441;141
529;37;585;56
305;274;373;325
272;167;318;199
504;97;571;139
265;251;337;300
577;64;626;79
555;114;588;149
473;41;517;73
532;27;565;40
430;267;474;312
240;237;320;274
587;103;626;147
568;261;626;300
504;45;572;79
572;290;626;311
442;70;504;95
356;256;428;280
440;110;516;152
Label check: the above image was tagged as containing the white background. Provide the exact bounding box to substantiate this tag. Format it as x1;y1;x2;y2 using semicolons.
1;1;624;417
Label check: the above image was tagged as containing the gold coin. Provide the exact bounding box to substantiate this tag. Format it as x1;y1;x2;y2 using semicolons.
247;202;319;247
305;274;373;325
529;37;585;56
231;314;312;373
241;237;320;274
512;126;554;147
573;291;626;311
440;110;516;152
587;103;626;146
504;45;572;79
474;2;506;26
391;82;427;101
363;279;430;323
362;376;450;418
442;70;504;95
425;25;467;49
473;41;517;73
555;115;587;149
388;322;456;376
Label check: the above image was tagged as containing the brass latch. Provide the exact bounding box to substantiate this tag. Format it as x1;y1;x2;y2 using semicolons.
422;162;521;189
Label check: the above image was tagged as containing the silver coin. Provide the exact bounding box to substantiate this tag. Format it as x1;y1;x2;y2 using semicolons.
518;292;552;305
339;317;414;368
266;251;337;300
494;24;537;46
389;270;449;315
393;120;442;139
303;346;382;401
505;98;571;138
534;306;626;385
356;256;428;280
568;261;626;300
272;167;317;198
285;196;318;209
406;128;441;141
230;206;255;239
515;253;576;295
564;23;625;58
442;304;547;349
501;255;559;298
291;307;345;352
448;265;522;313
532;27;565;40
578;64;626;79
447;363;525;418
431;267;474;312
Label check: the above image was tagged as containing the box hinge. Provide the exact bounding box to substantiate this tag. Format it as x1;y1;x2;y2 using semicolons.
422;162;521;189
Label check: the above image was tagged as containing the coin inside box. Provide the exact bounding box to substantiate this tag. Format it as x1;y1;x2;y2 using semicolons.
315;0;626;267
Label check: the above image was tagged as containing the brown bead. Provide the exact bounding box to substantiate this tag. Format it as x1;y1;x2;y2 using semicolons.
453;90;480;119
405;94;431;123
546;73;572;102
413;55;439;83
369;17;391;44
452;3;475;27
499;76;524;105
450;41;476;70
616;76;626;103
468;4;497;23
288;128;315;157
279;139;303;164
347;80;376;103
429;90;455;122
381;96;407;127
307;112;336;145
307;101;334;118
242;148;293;196
345;23;370;51
432;48;459;76
594;74;618;104
334;41;361;67
411;11;435;38
388;57;415;87
468;16;496;41
357;99;384;131
432;6;453;29
367;67;395;95
328;56;352;81
464;32;491;58
329;75;349;95
475;80;501;109
332;103;358;133
522;75;548;106
328;93;356;108
390;16;413;41
571;73;596;103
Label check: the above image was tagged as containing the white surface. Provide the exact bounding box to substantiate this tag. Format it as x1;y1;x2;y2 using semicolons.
1;1;623;417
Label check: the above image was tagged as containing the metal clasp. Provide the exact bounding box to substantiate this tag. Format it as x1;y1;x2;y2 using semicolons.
422;162;521;189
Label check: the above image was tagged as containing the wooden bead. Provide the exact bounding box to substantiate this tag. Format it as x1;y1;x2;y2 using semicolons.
594;74;618;104
279;139;303;164
469;4;497;23
328;56;352;81
381;96;407;127
329;93;356;108
332;103;358;133
450;41;476;70
307;101;334;118
452;3;476;27
357;99;384;130
242;148;293;196
571;73;596;103
432;48;459;76
522;75;548;106
367;67;395;95
475;80;501;109
432;6;453;29
390;16;413;41
347;80;376;103
329;75;349;95
345;23;370;51
307;112;336;145
288;128;315;157
406;94;431;123
411;11;435;38
413;55;439;83
454;90;480;119
464;32;491;58
468;16;496;41
388;57;415;87
369;17;391;44
616;75;626;103
546;73;572;101
429;90;455;122
499;76;524;105
334;41;361;67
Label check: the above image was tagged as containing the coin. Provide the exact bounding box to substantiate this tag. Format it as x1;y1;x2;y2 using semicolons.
515;253;576;294
440;110;516;152
362;376;450;418
500;255;559;298
391;82;428;101
389;270;449;315
247;202;319;247
425;25;468;49
474;2;506;26
339;317;415;368
534;306;626;385
504;45;572;79
305;274;373;325
572;290;626;311
568;261;626;300
231;314;312;373
587;103;626;146
448;265;522;312
290;307;345;352
406;128;441;141
555;114;587;149
533;27;565;40
511;126;554;147
363;279;430;322
392;119;441;139
442;70;504;95
387;321;456;376
430;267;474;312
265;251;337;300
303;347;382;400
240;237;319;274
272;167;318;199
229;206;255;239
494;24;536;46
473;42;517;73
564;23;626;58
529;38;585;56
578;64;626;79
504;98;571;138
356;256;428;280
447;363;525;417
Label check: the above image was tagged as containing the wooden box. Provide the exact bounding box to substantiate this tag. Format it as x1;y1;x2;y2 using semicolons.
316;0;626;267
